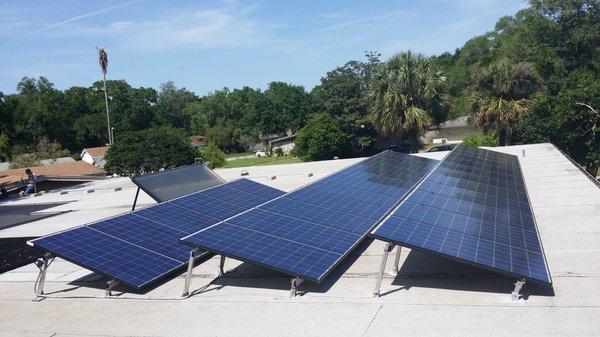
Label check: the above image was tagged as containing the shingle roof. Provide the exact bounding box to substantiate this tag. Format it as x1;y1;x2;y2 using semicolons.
82;146;110;158
0;161;106;188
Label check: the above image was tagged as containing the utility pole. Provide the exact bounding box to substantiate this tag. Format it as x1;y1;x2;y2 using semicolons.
97;47;113;145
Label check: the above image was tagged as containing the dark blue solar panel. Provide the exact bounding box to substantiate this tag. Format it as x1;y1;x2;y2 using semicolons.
33;227;182;288
372;145;551;284
32;179;284;290
181;151;439;283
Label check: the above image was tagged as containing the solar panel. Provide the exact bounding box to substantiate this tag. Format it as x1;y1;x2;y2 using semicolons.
131;163;225;202
31;179;284;290
372;145;551;284
181;151;439;283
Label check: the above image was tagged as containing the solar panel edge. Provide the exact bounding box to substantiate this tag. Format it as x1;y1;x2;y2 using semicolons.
512;150;553;284
376;237;551;285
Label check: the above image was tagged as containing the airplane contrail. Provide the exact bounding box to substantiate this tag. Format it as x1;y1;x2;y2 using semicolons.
27;0;141;36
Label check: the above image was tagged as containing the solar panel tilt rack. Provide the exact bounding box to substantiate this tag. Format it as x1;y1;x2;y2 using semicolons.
180;151;438;297
371;145;551;300
30;179;284;298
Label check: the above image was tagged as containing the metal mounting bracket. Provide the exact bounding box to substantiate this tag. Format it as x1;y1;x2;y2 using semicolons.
392;245;402;274
511;278;526;301
218;255;226;277
34;253;53;299
182;249;199;297
373;242;396;297
131;187;141;211
290;277;304;298
105;279;118;297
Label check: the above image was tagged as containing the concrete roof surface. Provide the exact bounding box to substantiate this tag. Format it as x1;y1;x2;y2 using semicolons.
0;144;599;337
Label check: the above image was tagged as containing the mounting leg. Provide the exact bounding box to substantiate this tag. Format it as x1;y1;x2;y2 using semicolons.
34;253;52;297
373;242;395;297
131;187;141;211
511;278;526;301
392;246;402;274
105;279;118;297
290;277;304;298
218;255;226;276
182;249;199;297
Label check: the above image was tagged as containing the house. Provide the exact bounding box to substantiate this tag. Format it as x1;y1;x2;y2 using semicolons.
80;146;110;168
268;134;296;155
422;116;482;144
0;160;106;193
189;136;207;149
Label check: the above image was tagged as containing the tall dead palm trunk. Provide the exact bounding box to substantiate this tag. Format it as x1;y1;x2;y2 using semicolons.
97;47;113;145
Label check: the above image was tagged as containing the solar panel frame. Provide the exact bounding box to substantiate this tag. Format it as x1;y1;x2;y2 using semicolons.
31;179;285;291
181;151;440;283
371;145;552;285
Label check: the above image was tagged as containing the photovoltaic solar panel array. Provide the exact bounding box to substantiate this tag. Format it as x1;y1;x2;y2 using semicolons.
372;145;551;284
181;151;439;282
32;179;284;290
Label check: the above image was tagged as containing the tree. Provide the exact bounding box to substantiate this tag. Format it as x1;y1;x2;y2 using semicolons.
104;127;197;175
200;144;226;169
96;48;113;145
155;82;198;129
463;133;500;147
311;51;380;119
0;133;10;161
369;51;448;152
295;113;352;161
469;58;544;145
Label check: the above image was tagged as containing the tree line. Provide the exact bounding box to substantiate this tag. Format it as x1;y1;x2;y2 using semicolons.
0;0;597;175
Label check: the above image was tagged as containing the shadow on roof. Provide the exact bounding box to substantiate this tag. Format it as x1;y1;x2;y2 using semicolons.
209;239;375;295
381;250;555;299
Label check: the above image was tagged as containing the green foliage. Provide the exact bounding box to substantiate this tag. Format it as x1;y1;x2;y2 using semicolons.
469;58;544;145
200;144;226;169
8;137;70;169
104;127;197;175
0;133;9;161
295;113;352;161
274;147;284;157
463;133;500;147
369;51;449;153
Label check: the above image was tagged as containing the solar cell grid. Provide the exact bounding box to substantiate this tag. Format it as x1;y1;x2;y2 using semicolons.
182;151;439;283
32;179;285;290
373;145;551;284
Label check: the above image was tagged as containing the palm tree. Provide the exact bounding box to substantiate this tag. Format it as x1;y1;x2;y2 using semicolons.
97;47;113;145
469;58;543;145
369;51;447;153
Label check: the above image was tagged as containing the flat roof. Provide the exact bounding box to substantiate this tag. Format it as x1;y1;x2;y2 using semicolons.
0;144;598;336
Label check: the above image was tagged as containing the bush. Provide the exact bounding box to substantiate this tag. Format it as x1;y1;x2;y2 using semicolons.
295;113;352;161
200;144;226;169
463;133;499;147
274;147;284;157
105;127;197;175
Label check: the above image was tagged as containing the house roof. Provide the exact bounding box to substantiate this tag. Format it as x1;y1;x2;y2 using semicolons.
0;144;599;336
0;161;106;188
81;146;110;158
189;135;206;146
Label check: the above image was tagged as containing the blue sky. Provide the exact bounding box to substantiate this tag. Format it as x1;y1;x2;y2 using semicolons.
0;0;528;95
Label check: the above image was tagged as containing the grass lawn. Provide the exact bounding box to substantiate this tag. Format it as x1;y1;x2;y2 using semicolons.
222;156;304;168
224;152;253;159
